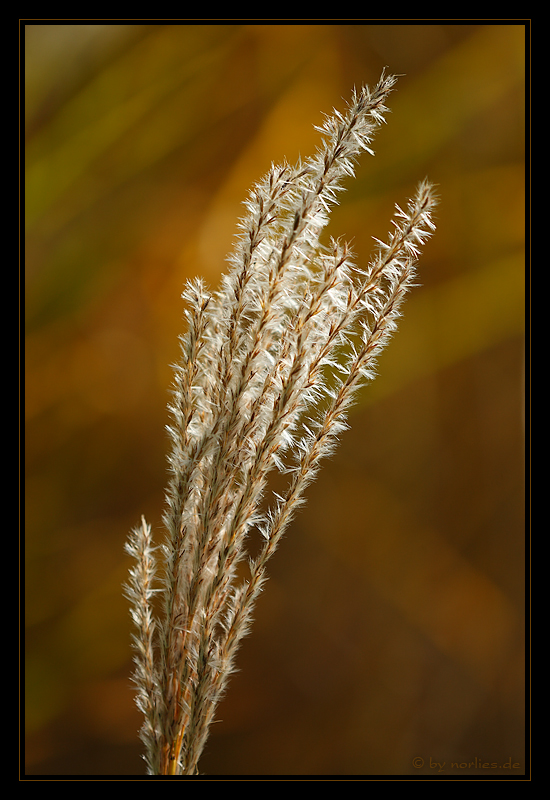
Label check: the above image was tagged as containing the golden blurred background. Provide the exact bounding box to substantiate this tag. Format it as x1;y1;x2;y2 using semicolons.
24;22;526;777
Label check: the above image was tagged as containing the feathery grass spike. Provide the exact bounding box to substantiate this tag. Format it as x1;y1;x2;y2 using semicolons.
124;71;437;775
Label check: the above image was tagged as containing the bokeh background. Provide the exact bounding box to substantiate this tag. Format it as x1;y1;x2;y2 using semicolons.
24;22;526;777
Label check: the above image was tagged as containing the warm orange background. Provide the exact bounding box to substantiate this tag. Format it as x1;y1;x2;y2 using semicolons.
24;23;526;777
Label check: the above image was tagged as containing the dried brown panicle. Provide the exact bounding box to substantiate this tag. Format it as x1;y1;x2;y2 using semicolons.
124;71;437;775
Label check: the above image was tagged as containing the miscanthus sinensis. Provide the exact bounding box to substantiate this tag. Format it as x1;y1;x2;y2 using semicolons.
124;71;437;776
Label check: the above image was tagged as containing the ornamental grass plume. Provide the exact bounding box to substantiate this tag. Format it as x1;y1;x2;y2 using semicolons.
124;71;437;776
